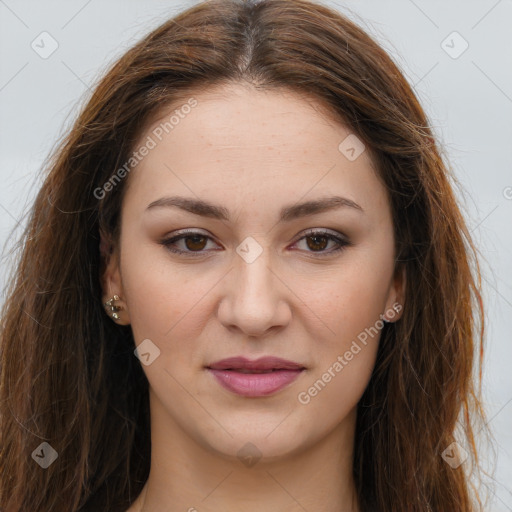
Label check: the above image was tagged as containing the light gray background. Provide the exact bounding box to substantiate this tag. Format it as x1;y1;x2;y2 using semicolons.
0;0;511;509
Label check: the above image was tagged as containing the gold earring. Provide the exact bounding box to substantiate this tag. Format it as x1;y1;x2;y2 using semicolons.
104;295;122;320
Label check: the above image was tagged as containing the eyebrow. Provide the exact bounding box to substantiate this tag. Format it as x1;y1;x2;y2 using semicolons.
145;195;364;222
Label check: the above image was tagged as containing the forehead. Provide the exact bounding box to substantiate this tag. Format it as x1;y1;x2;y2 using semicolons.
123;83;387;219
144;83;354;155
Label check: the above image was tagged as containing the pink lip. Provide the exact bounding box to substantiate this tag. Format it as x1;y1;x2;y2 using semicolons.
206;356;305;397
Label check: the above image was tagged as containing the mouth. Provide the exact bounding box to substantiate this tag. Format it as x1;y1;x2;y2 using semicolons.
207;355;305;372
219;368;287;374
206;356;306;397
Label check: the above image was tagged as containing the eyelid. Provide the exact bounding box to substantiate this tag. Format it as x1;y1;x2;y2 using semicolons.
296;227;348;240
159;227;350;257
159;228;222;257
289;228;350;255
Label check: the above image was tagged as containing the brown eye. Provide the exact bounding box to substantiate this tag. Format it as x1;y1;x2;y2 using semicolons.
305;235;329;252
160;231;220;256
292;229;350;256
184;235;208;251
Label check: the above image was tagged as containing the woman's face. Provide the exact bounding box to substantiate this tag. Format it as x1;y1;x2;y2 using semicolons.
105;83;404;462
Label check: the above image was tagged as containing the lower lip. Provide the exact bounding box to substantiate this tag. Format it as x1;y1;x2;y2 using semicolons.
207;368;304;397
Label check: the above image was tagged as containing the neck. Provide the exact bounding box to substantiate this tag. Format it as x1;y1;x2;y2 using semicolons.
133;393;361;512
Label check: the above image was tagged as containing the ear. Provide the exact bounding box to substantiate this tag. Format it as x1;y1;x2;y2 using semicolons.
383;263;406;322
100;229;131;325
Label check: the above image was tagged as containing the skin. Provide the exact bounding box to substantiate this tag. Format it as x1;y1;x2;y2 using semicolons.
102;83;405;512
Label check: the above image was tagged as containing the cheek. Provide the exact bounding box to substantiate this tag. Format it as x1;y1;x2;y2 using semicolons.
296;346;378;436
296;272;387;419
292;253;393;346
119;241;214;346
292;248;392;404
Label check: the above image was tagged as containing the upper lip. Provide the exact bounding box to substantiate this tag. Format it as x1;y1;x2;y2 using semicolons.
206;356;305;371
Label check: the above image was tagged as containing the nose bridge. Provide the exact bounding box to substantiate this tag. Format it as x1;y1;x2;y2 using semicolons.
218;238;290;336
234;239;277;308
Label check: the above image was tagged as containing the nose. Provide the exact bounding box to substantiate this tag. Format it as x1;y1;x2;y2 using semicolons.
216;243;292;338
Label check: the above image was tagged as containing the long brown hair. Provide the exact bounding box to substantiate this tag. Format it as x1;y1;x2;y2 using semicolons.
0;0;489;510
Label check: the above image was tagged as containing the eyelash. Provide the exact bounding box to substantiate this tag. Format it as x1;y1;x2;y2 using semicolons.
159;228;350;258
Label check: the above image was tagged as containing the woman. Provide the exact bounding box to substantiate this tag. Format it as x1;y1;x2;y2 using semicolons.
0;0;489;510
